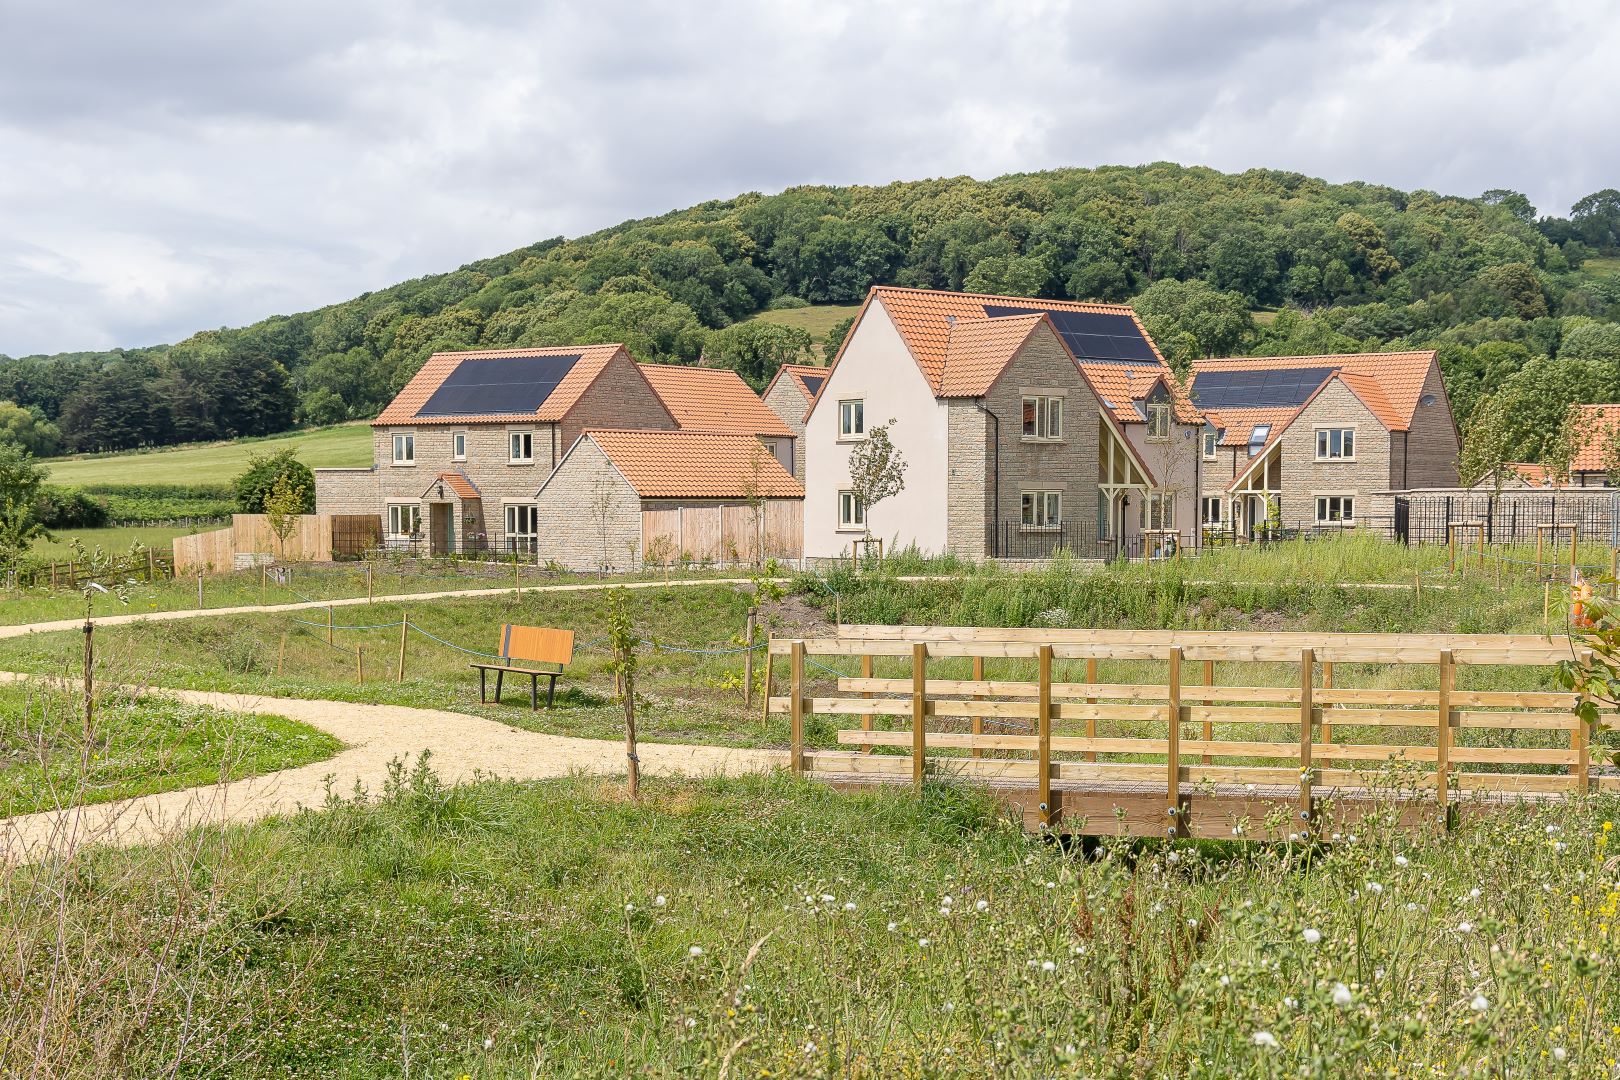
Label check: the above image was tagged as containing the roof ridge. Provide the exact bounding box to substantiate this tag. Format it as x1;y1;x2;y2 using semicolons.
1195;350;1435;364
427;344;622;360
872;284;1138;314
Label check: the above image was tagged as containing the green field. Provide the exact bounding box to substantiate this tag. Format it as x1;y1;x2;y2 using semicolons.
39;423;373;488
1584;256;1620;278
31;524;204;560
749;302;862;346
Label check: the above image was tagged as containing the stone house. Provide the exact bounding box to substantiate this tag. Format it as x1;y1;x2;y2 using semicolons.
532;429;804;570
1190;351;1460;537
801;286;1199;560
313;344;677;554
761;363;827;480
1491;405;1620;489
639;363;797;472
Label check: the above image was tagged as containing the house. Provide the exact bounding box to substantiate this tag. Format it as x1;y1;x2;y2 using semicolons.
313;345;677;554
639;363;797;473
802;286;1200;560
532;429;804;570
1189;351;1459;538
1550;403;1618;487
761;363;827;480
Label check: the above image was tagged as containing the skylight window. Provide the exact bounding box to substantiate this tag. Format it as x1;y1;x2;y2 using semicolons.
1247;424;1271;457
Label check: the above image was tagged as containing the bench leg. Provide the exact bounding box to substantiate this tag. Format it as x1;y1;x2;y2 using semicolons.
495;668;505;703
530;674;538;711
547;674;558;708
479;667;487;704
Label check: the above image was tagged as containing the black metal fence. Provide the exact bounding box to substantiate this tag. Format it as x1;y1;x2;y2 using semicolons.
1392;493;1618;545
989;522;1180;561
373;536;542;559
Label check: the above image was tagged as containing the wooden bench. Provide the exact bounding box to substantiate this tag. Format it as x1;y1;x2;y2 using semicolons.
471;624;575;709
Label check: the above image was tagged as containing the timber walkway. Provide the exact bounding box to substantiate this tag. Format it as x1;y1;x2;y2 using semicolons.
765;625;1603;838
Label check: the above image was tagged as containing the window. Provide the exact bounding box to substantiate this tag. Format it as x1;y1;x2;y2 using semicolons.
1247;424;1270;457
838;399;865;439
1200;496;1224;524
838;489;865;530
1021;490;1062;529
1315;427;1355;461
505;504;538;551
1022;395;1064;440
1141;491;1175;530
452;431;467;461
509;430;534;463
1146;403;1171;440
387;503;421;538
1202;426;1219;461
1315;495;1355;523
391;432;415;465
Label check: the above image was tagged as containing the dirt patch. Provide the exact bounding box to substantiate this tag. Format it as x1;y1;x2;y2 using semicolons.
755;593;833;638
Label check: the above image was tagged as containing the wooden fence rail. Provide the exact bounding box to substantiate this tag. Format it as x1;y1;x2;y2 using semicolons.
764;626;1603;839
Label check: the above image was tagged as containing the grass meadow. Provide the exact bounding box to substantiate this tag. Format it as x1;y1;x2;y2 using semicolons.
38;422;373;488
748;302;862;347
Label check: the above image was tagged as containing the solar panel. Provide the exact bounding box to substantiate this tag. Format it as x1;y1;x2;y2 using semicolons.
416;354;583;418
1192;366;1337;410
799;374;825;396
981;304;1161;365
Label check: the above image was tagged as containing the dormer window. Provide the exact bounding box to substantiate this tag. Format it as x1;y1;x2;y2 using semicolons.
1247;424;1271;457
1202;425;1218;460
1146;403;1171;440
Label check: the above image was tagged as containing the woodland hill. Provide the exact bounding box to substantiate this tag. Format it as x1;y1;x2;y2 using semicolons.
2;164;1618;469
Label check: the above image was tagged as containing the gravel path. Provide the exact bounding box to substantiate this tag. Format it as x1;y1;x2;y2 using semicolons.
0;681;786;862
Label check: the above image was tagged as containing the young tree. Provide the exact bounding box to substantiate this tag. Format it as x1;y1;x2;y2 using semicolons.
846;420;907;541
1542;403;1595;488
0;443;48;569
263;471;308;560
1458;393;1517;492
233;449;315;513
604;588;640;801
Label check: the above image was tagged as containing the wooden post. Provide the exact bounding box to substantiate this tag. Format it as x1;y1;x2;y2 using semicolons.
367;565;374;604
789;640;805;776
1448;527;1456;574
1299;648;1315;831
1436;650;1454;811
861;653;875;754
355;645;364;685
1037;644;1053;829
1611;547;1618;599
1320;661;1334;744
1537;528;1544;580
1201;659;1214;764
760;636;774;732
327;605;334;644
1084;657;1099;763
1575;649;1593;794
276;633;286;676
397;616;409;682
971;655;984;760
197;571;204;610
1544;581;1552;633
50;562;57;589
82;618;94;737
911;642;927;792
1166;647;1182;832
146;548;155;583
261;562;268;606
742;609;757;707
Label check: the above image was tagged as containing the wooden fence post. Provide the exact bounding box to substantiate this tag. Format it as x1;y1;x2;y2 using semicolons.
971;655;984;760
355;646;364;685
1537;529;1544;580
327;606;334;645
760;636;774;732
743;609;756;707
1299;648;1315;833
1084;657;1099;763
397;616;409;682
1320;660;1334;745
1201;659;1215;764
1436;650;1454;814
789;640;805;776
276;633;286;676
1576;648;1593;794
197;572;204;610
1166;647;1182;834
861;653;875;754
367;565;374;604
1448;527;1456;574
147;548;156;583
1037;644;1053;829
911;642;928;792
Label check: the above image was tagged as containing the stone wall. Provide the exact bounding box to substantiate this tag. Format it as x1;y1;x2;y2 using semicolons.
532;438;644;570
313;467;379;517
1277;381;1389;526
764;378;810;480
562;352;678;446
366;423;559;548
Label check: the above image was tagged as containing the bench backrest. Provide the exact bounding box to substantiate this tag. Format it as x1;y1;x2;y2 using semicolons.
498;624;574;669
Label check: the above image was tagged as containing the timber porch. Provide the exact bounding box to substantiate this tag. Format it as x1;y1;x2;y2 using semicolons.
764;626;1607;839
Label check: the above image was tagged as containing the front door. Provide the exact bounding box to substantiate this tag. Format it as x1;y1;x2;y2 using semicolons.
429;503;452;555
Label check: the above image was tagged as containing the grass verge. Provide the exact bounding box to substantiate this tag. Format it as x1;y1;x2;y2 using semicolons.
38;423;373;487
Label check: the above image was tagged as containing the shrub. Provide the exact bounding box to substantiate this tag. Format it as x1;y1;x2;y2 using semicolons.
31;487;108;529
232;449;314;514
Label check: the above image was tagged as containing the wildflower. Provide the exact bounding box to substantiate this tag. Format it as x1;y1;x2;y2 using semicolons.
1332;983;1353;1008
939;907;951;916
688;946;704;957
820;894;835;903
843;901;856;912
1457;921;1474;934
886;921;898;932
654;895;668;907
1555;841;1569;854
1042;960;1057;972
1470;888;1482;899
684;1018;697;1028
483;1037;494;1050
803;895;815;904
1406;902;1418;912
1553;1047;1568;1062
1367;881;1384;894
1218;974;1231;987
1253;1031;1279;1049
1303;928;1322;944
1471;994;1489;1012
1394;854;1410;868
975;899;989;912
1547;824;1561;835
941;895;953;906
1284;997;1298;1009
625;903;635;912
804;1042;815;1054
918;938;930;949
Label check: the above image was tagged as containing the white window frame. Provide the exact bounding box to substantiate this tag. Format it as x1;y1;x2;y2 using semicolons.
505;503;539;550
451;431;467;462
1315;426;1356;461
838;399;865;440
1021;395;1064;442
1247;424;1271;457
509;429;535;464
1146;403;1171;441
1140;490;1175;531
391;432;415;466
1314;494;1355;524
1200;496;1224;525
387;502;421;538
1020;490;1063;530
1202;427;1219;461
837;489;865;531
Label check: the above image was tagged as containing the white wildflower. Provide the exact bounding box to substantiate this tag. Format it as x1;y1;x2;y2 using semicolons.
1302;927;1322;944
886;921;898;932
975;899;989;912
1367;881;1384;894
1470;993;1489;1012
688;946;704;957
1457;921;1473;934
1553;1046;1567;1062
918;938;930;949
1394;854;1409;867
1332;983;1353;1008
843;901;856;912
1041;960;1056;972
1253;1031;1279;1049
654;895;667;907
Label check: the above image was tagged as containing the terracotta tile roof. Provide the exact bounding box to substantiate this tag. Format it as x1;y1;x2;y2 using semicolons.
1202;406;1301;448
1335;372;1402;430
1570;404;1620;472
1191;351;1438;431
422;472;480;499
373;345;627;425
770;363;827;403
1506;462;1554;487
639;364;794;437
565;429;804;499
936;315;1047;397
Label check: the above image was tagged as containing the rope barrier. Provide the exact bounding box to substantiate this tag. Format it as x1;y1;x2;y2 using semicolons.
407;624;505;660
288;617;404;631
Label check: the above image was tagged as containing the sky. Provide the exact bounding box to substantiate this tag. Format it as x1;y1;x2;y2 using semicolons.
1;0;1615;358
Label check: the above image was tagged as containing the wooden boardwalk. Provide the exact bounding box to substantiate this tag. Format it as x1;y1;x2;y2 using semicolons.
765;626;1603;839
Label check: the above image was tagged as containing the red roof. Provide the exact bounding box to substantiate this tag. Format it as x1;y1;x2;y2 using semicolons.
1191;351;1438;433
555;429;804;499
639;364;793;437
1570;405;1620;472
767;363;828;403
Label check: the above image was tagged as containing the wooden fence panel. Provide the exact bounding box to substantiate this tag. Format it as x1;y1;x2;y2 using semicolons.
721;506;760;562
764;500;803;559
173;527;236;574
